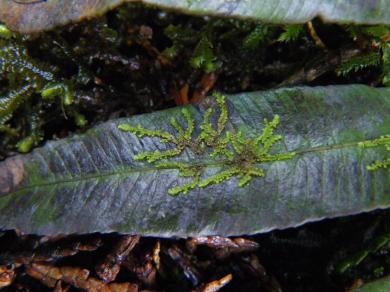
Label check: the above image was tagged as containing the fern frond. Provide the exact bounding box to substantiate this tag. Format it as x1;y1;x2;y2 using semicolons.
336;51;381;76
190;36;217;73
278;24;305;42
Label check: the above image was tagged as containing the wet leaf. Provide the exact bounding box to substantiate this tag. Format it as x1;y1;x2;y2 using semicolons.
1;0;390;33
0;85;389;236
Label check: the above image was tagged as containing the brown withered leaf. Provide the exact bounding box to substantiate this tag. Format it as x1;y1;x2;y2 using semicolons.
96;235;140;283
26;263;138;292
195;274;233;292
0;265;15;288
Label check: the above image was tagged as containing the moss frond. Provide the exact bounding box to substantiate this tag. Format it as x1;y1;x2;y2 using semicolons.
0;39;55;85
197;92;228;147
229;131;245;154
156;161;202;196
358;135;390;148
359;135;390;171
134;147;183;163
367;159;390;171
118;124;176;143
182;108;194;141
214;92;228;134
197;108;217;145
253;115;283;155
199;168;241;188
238;168;265;187
168;177;200;196
0;85;32;126
170;117;185;139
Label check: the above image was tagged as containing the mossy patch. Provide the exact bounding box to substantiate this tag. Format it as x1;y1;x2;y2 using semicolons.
119;93;296;196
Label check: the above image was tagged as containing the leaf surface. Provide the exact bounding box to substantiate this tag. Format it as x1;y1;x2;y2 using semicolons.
1;0;390;33
0;84;390;236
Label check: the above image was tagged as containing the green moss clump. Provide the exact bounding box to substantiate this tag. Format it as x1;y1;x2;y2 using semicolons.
119;93;295;195
0;25;79;154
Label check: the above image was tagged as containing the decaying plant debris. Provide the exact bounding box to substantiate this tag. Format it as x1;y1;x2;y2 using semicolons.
0;209;389;291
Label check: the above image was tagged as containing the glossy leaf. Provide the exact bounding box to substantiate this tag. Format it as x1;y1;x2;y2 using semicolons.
0;85;390;236
1;0;390;33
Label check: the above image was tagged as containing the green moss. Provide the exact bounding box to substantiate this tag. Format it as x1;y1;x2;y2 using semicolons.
359;135;390;171
190;36;217;73
278;24;305;43
0;27;77;153
119;93;295;195
0;85;32;127
118;124;176;142
243;25;271;49
0;24;12;39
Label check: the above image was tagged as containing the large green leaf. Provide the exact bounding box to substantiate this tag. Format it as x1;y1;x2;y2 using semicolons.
0;84;389;236
1;0;390;33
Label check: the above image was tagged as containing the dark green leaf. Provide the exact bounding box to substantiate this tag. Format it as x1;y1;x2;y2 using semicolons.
0;85;389;236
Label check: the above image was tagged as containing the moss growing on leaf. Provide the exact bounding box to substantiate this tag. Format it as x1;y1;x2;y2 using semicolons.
119;93;295;195
359;135;390;171
118;107;196;163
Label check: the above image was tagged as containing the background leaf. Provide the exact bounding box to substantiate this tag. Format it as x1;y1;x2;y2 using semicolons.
0;84;389;236
1;0;390;33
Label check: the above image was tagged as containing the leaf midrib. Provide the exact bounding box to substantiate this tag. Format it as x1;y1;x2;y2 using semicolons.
6;139;369;196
